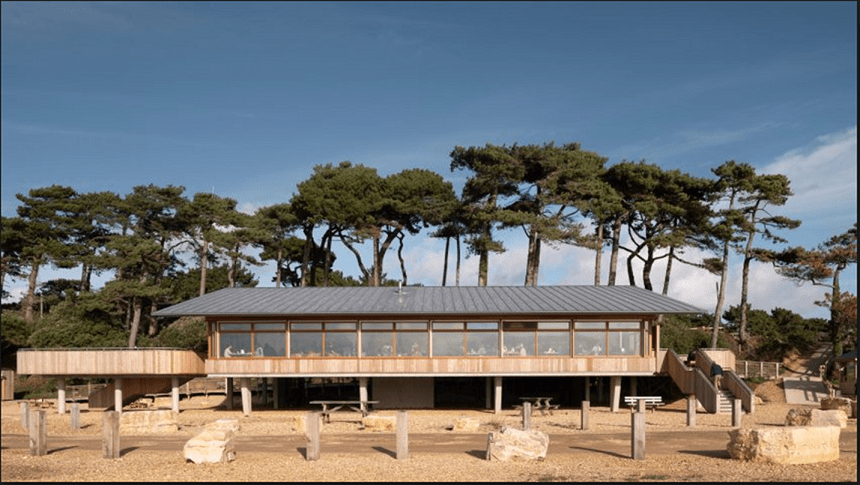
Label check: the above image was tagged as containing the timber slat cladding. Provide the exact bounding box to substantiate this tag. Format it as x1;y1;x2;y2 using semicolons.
17;350;205;376
204;356;655;376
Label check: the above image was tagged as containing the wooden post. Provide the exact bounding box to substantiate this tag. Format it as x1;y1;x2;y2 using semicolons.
102;410;120;459
636;398;647;414
686;395;696;427
610;376;621;412
631;410;645;460
29;409;47;456
20;402;29;429
70;402;81;430
581;400;589;430
396;410;408;460
522;402;531;430
732;398;742;428
306;411;321;461
494;376;503;414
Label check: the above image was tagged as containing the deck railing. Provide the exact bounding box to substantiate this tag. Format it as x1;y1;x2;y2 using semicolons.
735;360;781;380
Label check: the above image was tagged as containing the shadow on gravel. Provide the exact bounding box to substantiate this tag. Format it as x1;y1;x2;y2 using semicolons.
570;445;626;459
466;449;487;459
47;445;78;455
678;449;732;459
372;446;396;458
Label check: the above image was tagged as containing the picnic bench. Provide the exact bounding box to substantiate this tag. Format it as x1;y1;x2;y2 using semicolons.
514;397;559;416
624;396;664;412
309;400;379;423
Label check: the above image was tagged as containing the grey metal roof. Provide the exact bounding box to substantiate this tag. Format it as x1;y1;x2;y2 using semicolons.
152;285;705;318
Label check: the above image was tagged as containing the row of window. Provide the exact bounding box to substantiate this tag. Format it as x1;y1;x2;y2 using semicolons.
216;320;646;358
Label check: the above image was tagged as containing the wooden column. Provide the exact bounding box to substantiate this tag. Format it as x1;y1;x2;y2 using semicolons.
396;410;409;460
581;400;589;430
522;402;532;430
686;395;696;427
56;377;66;415
732;398;742;428
631;410;645;460
29;409;47;456
20;402;29;429
70;402;81;430
102;410;120;459
306;411;321;461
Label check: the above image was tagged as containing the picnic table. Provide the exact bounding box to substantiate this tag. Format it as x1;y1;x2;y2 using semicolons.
623;396;664;412
516;396;558;416
309;400;379;423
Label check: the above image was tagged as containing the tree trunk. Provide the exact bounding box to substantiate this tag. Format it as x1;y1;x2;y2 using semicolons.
442;236;450;286
608;217;622;286
455;235;461;287
199;239;208;296
128;295;142;348
23;259;41;323
276;246;284;287
662;246;674;296
524;229;538;286
711;240;730;348
594;224;603;286
397;234;407;286
738;228;757;348
301;226;313;287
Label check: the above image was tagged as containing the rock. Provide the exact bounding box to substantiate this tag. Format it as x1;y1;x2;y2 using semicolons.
183;420;239;464
785;408;848;428
727;426;840;464
119;410;179;434
486;426;549;461
821;397;854;416
453;417;480;432
361;415;395;432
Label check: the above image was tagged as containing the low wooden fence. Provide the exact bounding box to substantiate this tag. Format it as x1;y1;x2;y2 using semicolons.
735;361;781;380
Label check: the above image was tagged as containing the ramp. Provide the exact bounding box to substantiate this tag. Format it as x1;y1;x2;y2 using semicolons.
783;376;830;404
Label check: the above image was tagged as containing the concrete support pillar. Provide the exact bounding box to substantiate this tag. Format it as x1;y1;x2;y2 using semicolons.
114;378;123;414
241;377;252;416
171;377;180;413
609;376;622;412
494;376;503;414
359;377;368;412
57;378;66;415
485;377;492;410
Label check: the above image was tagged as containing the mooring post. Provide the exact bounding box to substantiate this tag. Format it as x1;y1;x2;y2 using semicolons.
396;410;409;460
581;400;589;430
631;410;645;460
29;409;47;456
306;411;321;461
102;410;120;459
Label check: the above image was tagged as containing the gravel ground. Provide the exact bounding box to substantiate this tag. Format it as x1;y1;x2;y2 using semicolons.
2;381;856;482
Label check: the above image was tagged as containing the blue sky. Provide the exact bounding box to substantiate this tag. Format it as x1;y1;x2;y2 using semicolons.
2;1;857;320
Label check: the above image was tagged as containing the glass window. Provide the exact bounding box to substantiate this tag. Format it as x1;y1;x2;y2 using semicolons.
538;332;569;355
221;332;252;357
504;321;537;331
575;321;606;330
608;321;640;330
290;331;323;357
363;322;393;330
292;323;322;330
467;321;498;330
574;332;605;355
432;332;464;356
538;321;569;330
397;332;428;356
221;323;252;331
433;322;464;330
608;331;640;355
397;322;427;330
254;332;286;357
326;322;356;331
362;331;394;356
503;332;534;356
466;331;499;356
325;332;357;357
255;323;286;331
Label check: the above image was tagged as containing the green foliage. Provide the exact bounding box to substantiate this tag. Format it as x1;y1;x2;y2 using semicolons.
660;313;729;354
723;304;825;357
156;316;207;352
27;294;128;348
166;264;258;303
15;375;59;400
1;311;33;348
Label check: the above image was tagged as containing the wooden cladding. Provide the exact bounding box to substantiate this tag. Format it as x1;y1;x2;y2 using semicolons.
205;355;657;376
17;350;205;376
